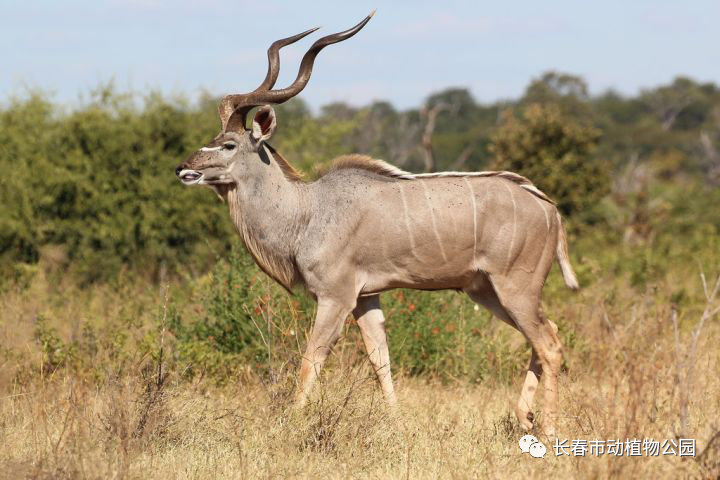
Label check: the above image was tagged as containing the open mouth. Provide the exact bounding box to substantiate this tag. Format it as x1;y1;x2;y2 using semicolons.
177;169;203;185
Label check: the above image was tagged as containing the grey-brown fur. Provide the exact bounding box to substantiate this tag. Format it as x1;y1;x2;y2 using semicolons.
175;14;577;435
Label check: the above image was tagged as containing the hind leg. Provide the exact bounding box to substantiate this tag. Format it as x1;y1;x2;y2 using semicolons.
353;295;397;405
514;310;560;430
487;273;563;436
465;274;546;431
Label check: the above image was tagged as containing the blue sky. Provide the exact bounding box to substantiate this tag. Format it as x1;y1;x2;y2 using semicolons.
2;0;719;109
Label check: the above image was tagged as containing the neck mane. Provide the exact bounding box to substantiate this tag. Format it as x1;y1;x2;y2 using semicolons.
266;143;304;182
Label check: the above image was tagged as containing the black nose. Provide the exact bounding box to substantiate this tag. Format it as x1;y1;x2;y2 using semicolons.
175;166;183;176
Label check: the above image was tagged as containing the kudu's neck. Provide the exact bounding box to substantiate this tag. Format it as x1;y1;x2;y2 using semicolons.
220;151;307;291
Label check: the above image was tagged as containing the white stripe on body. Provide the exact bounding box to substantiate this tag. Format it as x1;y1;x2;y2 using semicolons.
398;184;421;262
503;182;518;270
420;181;448;262
463;177;478;262
530;193;550;231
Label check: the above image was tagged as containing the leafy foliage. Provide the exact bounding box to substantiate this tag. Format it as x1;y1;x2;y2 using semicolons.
383;289;523;383
0;89;232;281
489;103;607;217
167;249;274;379
166;247;315;381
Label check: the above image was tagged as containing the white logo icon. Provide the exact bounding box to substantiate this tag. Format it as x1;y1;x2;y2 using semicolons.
519;434;538;453
519;434;546;458
529;441;546;458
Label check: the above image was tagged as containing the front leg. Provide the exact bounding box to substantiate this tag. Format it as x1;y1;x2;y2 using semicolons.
295;297;355;407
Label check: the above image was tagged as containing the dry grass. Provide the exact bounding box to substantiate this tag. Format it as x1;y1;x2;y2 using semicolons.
1;268;720;479
1;364;718;479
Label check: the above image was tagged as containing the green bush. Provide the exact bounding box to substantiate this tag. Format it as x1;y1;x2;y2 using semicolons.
34;315;78;375
0;89;232;281
167;247;315;381
168;249;268;370
383;289;525;384
489;103;608;219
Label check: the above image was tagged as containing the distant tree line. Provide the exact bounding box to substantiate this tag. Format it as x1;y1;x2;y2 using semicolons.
2;73;720;282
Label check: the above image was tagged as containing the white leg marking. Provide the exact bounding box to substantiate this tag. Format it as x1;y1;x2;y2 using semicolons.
421;180;448;262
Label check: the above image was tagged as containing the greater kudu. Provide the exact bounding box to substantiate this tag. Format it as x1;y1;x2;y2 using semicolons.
175;13;578;435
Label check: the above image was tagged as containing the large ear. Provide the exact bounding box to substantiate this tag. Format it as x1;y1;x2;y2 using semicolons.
251;105;277;145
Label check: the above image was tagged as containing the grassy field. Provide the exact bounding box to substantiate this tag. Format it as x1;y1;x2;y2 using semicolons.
1;248;719;479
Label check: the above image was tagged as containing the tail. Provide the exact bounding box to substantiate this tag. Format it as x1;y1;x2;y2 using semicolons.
555;211;579;290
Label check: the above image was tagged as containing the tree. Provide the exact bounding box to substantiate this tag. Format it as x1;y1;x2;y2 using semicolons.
522;72;592;120
419;101;456;172
640;77;707;131
489;103;607;217
416;88;488;172
346;101;422;167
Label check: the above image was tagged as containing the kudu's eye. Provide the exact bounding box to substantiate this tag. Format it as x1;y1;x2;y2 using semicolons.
223;142;236;151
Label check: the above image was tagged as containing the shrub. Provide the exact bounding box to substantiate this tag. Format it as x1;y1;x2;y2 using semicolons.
384;289;525;384
0;89;232;281
167;247;315;382
489;103;608;218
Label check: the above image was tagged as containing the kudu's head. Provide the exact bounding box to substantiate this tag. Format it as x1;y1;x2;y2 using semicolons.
175;13;373;187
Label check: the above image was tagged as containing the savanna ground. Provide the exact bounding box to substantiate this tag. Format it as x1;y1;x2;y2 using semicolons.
1;229;720;479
